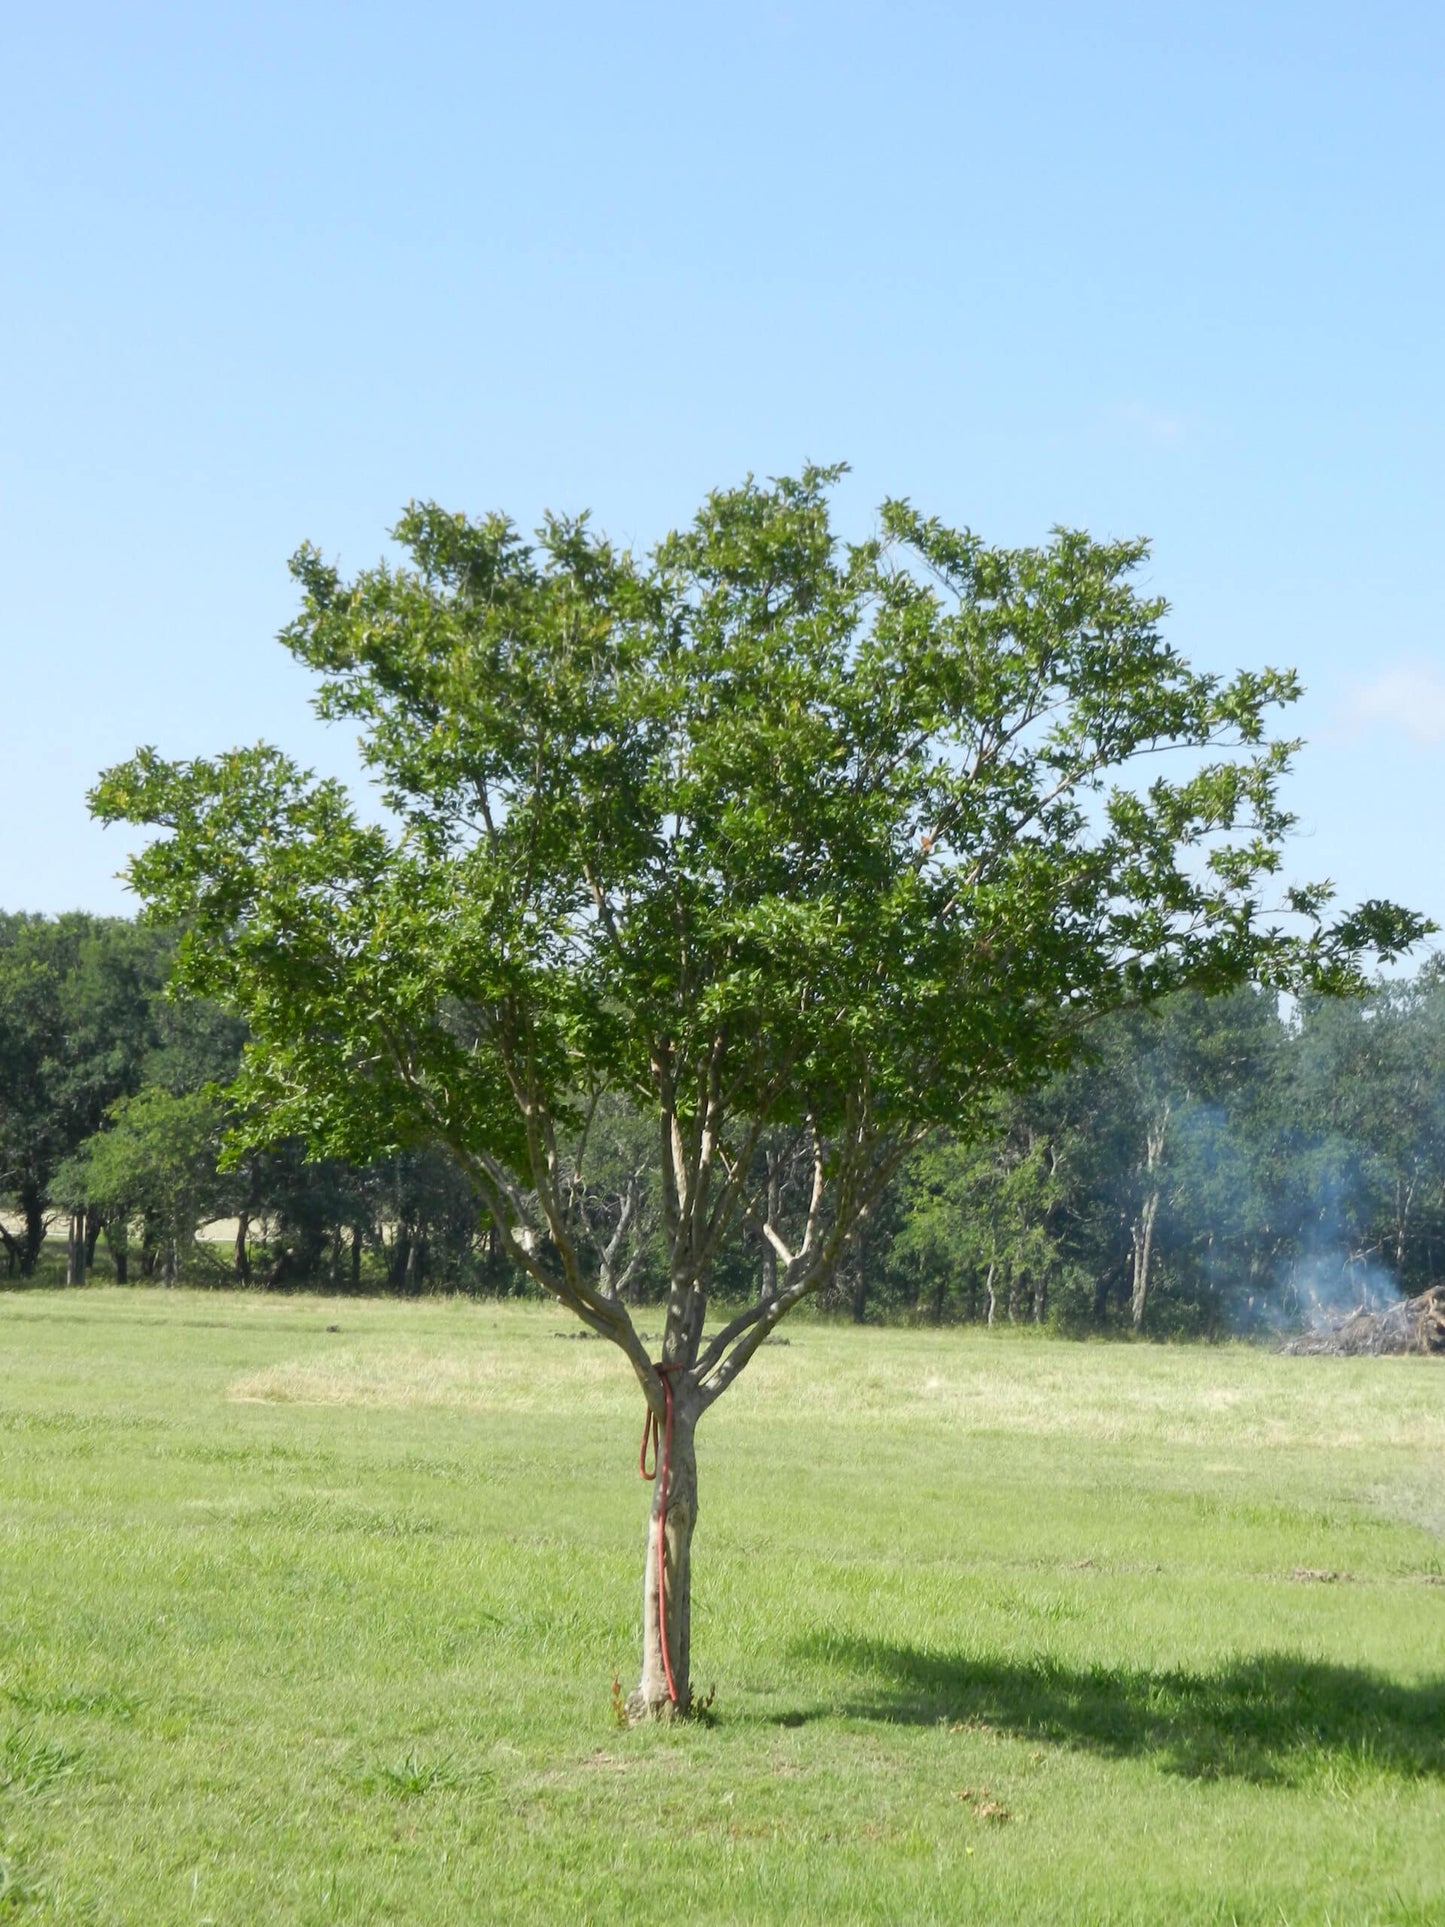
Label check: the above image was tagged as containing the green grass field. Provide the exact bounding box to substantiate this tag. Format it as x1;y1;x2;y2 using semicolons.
1;1291;1441;1924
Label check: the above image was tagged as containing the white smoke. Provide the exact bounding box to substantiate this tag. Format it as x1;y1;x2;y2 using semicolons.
1279;1249;1402;1328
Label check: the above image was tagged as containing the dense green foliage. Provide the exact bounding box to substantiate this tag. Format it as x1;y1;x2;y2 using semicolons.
4;913;1443;1336
85;472;1424;1402
1;914;497;1294
870;968;1445;1335
1;1294;1440;1922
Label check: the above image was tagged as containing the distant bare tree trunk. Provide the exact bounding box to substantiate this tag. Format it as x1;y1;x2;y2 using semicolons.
1130;1106;1170;1333
351;1223;364;1290
1131;1189;1160;1331
84;1207;102;1266
1033;1276;1047;1324
984;1261;997;1327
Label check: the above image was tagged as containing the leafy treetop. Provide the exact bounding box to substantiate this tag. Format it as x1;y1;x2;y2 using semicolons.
92;467;1428;1402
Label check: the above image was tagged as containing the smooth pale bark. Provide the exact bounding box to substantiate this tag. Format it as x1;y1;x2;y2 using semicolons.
1130;1105;1170;1332
628;1387;700;1721
760;1151;781;1306
1131;1189;1161;1331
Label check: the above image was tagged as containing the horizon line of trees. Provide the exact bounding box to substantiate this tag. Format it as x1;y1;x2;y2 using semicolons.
3;910;1443;1334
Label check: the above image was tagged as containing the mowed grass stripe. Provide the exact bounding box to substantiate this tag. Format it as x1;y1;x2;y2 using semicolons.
1;1291;1441;1924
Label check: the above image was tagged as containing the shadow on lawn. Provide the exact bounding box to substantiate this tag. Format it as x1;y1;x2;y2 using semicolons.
783;1635;1445;1784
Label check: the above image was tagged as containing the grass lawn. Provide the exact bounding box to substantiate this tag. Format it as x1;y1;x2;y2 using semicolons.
1;1290;1441;1924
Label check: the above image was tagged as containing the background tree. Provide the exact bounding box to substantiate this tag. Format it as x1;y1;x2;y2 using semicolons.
92;467;1426;1715
1282;964;1445;1301
54;1086;228;1284
0;914;172;1274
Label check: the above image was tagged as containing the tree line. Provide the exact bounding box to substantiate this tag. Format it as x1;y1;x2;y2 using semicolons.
3;909;1440;1332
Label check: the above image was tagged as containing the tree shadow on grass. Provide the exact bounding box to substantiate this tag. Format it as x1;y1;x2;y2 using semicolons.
784;1634;1445;1784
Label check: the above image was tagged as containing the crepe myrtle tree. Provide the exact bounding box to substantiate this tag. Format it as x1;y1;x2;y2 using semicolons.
92;466;1425;1717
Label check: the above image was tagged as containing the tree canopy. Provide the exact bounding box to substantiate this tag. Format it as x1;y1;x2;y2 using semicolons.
91;466;1428;1710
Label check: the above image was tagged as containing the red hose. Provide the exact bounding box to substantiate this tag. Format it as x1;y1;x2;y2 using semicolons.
638;1363;682;1707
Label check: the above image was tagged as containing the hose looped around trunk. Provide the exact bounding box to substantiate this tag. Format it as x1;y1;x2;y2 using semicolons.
638;1362;683;1707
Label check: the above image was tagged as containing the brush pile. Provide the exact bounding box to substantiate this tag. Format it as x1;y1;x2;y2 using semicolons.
1285;1284;1445;1357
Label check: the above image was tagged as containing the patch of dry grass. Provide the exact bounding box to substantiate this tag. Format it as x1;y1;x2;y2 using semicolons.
226;1309;1445;1455
230;1339;623;1413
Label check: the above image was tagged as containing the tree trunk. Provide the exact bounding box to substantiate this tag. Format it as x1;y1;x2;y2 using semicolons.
628;1389;699;1721
984;1260;997;1327
1092;1259;1116;1326
351;1222;364;1291
1131;1189;1160;1331
389;1229;410;1290
66;1213;86;1286
19;1192;46;1276
850;1221;869;1324
84;1207;102;1266
1032;1275;1047;1324
103;1218;129;1284
233;1211;252;1284
1130;1105;1169;1333
760;1151;781;1305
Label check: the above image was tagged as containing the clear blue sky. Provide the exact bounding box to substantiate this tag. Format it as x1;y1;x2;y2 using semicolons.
4;1;1441;942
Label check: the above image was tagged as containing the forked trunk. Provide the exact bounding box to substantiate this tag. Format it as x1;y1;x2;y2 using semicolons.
628;1387;699;1721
